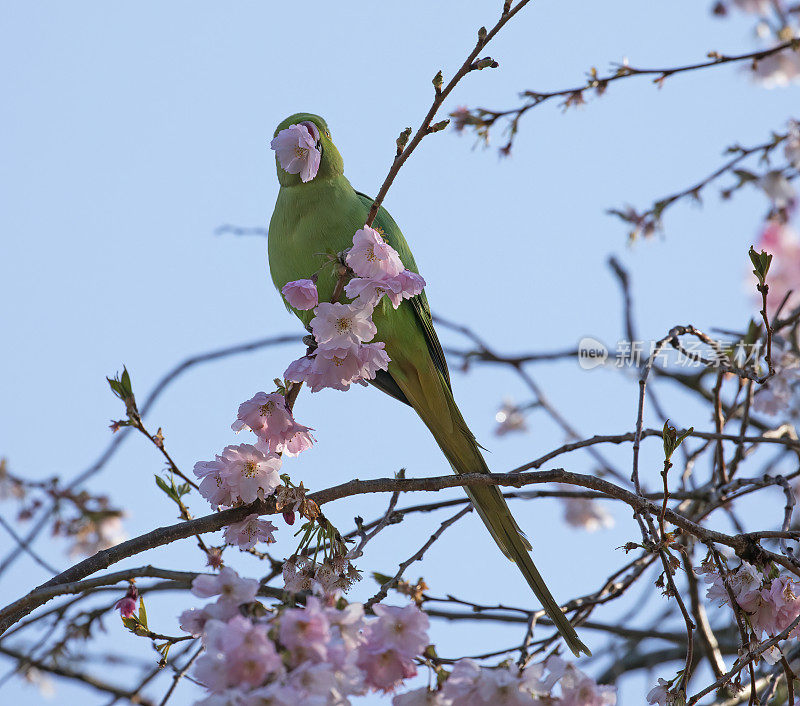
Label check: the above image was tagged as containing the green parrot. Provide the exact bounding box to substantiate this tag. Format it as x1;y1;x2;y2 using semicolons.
267;112;589;657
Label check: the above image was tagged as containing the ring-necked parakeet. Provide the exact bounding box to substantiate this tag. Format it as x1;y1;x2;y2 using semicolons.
267;112;589;657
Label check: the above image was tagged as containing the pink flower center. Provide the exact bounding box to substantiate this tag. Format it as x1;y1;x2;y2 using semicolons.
259;400;275;416
365;245;376;262
335;317;352;333
294;146;309;159
243;460;258;477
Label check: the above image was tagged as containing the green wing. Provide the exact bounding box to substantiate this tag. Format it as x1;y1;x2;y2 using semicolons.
353;189;452;392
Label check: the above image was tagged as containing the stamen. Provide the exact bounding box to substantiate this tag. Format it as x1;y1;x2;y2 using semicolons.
259;401;275;416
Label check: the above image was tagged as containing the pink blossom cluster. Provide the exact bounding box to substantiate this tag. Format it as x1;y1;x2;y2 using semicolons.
193;444;282;508
754;219;800;316
729;0;771;12
752;342;800;418
69;513;127;558
356;603;429;693
192;443;281;551
232;391;315;457
728;5;800;88
192;389;317;551
494;400;528;436
752;45;800;88
412;655;615;706
180;568;432;705
283;554;361;595
281;225;425;393
560;492;614;532
698;560;800;639
787;120;800;170
179;567;261;637
645;678;673;706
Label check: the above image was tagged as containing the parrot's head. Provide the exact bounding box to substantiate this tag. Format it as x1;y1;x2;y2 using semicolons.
272;113;344;186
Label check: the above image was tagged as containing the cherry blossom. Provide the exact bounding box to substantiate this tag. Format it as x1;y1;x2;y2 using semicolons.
344;276;405;309
197;690;248;706
440;659;483;703
697;560;762;610
194;444;283;509
558;662;617;705
786;120;800;169
753;48;800;88
223;514;277;550
179;607;214;636
646;678;671;706
394;270;425;299
345;270;425;310
755;219;800;316
357;342;391;380
438;656;613;705
752;343;800;417
494;400;528;436
366;603;429;657
270;123;321;183
311;302;377;348
196;616;283;691
281;279;319;310
219;444;282;504
285;662;342;704
356;648;417;693
760;170;796;207
731;0;771;13
561;494;614;532
699;560;800;639
181;585;483;704
285;343;389;394
191;567;259;604
346;226;404;280
278;596;331;663
114;584;138;618
232;392;315;456
69;514;127;558
282;558;312;593
326;602;366;651
753;575;800;637
392;687;452;705
451;106;472;132
475;665;537;706
522;655;567;696
285;348;360;393
194;458;237;508
239;684;296;706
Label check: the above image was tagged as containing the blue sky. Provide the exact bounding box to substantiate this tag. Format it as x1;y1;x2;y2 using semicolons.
1;1;798;704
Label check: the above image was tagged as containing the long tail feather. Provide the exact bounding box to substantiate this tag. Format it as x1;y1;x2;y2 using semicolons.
390;361;590;657
466;484;590;657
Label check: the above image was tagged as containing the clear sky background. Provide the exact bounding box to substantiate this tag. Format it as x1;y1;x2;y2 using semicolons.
1;1;798;704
